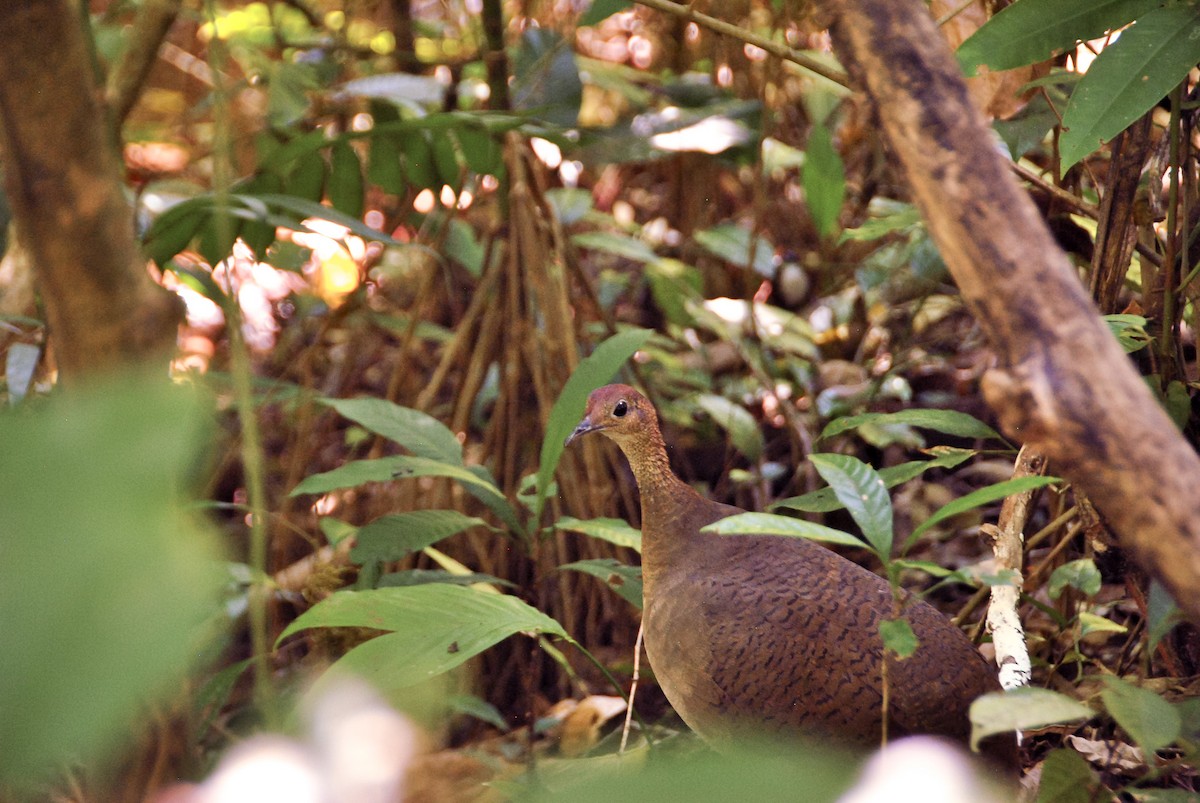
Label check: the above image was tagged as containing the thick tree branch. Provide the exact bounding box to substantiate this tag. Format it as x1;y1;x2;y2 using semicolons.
105;0;183;128
0;2;179;382
817;0;1200;622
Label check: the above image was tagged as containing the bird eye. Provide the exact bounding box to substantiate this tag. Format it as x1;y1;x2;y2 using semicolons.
613;400;628;417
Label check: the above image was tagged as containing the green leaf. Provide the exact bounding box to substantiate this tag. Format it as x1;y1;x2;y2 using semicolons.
580;0;632;26
956;0;1160;76
328;140;365;219
350;510;490;564
821;408;1004;442
969;687;1093;751
320;396;463;464
432;130;465;189
291;455;522;535
537;328;653;520
556;516;643;553
693;223;775;277
454;125;502;175
400;131;439;190
560;558;643;609
774;448;974;513
907;475;1059;546
1036;748;1097;803
1100;676;1181;755
1147;580;1183;653
703;512;868;549
1078;611;1127;637
571;231;658;263
0;373;223;788
250;193;404;246
1060;5;1200;171
1048;558;1102;599
545;188;594;224
277;585;570;693
879;618;919;659
803;122;846;238
808;453;893;556
368;133;407;195
285;147;327;202
512;28;583;127
447;694;509;731
1104;313;1152;354
143;196;210;265
696;394;764;461
377;570;513;588
319;517;358;547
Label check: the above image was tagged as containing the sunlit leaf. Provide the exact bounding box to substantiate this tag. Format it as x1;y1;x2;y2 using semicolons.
277;585;571;692
774;449;974;513
703;512;868;549
694;223;774;277
1060;5;1200;171
319;396;463;464
557;516;643;553
879;618;918;659
808;453;893;556
957;0;1159;76
821;409;1003;442
1048;558;1102;599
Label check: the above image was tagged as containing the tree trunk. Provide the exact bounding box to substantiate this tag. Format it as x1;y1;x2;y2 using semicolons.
0;2;179;384
816;0;1200;622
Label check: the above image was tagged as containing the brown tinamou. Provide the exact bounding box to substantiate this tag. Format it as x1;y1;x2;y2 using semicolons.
566;384;1015;765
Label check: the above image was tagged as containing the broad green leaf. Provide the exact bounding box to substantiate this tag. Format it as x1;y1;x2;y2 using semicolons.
455;125;502;175
697;394;764;461
537;328;653;520
821;408;1003;442
319;517;358;547
447;694;509;731
1048;558;1102;599
957;0;1160;76
808;454;893;556
803;122;845;238
291;455;522;535
250;193;404;246
907;475;1059;546
693;223;775;277
557;516;643;553
351;510;490;564
329;140;365;219
580;0;632;26
560;558;643;609
512;28;583;127
774;448;974;513
571;231;658;263
703;512;868;549
320;396;463;464
1036;748;1097;803
143;196;210;264
879;618;919;659
1104;313;1152;354
545;188;594;224
368;133;407;195
377;569;513;588
432;130;464;189
1147;580;1183;653
1060;5;1200;171
285;147;327;202
0;373;223;787
1078;612;1127;637
445;218;485;277
400;131;439;190
1100;676;1181;755
970;688;1093;751
277;585;570;693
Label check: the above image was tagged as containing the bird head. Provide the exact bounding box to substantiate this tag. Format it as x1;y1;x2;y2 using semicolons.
565;384;657;448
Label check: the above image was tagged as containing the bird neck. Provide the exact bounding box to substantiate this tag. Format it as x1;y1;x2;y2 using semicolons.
617;431;706;531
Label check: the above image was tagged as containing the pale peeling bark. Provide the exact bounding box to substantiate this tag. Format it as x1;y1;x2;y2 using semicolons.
0;2;179;383
817;0;1200;623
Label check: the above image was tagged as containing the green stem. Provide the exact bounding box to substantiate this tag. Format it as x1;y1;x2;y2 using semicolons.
204;0;278;725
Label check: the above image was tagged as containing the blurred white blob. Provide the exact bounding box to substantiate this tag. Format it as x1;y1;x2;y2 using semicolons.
838;737;1008;803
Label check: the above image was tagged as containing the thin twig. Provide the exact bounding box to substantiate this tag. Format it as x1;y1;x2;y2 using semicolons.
619;623;645;755
633;0;850;87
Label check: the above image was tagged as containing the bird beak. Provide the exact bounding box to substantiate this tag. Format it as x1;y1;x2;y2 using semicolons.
565;416;598;446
